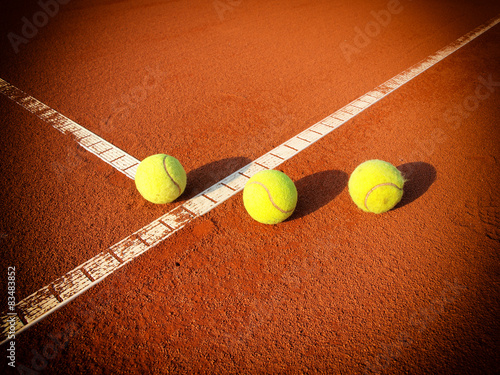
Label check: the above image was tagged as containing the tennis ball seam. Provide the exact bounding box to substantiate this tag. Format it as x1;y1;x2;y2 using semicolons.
364;182;403;211
247;181;294;214
162;155;181;195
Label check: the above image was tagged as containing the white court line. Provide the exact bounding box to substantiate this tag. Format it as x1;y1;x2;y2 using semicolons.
0;79;140;180
0;14;498;344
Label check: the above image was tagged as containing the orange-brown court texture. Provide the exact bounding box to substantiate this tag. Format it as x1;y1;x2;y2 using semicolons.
0;0;499;374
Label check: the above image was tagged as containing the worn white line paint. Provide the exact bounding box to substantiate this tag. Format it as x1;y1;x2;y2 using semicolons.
1;14;498;344
0;78;140;180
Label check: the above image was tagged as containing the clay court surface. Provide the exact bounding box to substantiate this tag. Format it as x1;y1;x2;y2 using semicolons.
1;0;499;373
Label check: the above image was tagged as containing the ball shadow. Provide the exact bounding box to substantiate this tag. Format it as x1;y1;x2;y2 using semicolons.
291;170;349;221
395;162;437;209
180;157;252;201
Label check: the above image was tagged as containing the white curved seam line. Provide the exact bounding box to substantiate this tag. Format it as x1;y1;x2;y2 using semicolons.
247;181;293;214
364;182;403;211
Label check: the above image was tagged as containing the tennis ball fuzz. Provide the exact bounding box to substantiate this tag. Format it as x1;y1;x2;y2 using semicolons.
243;170;298;224
348;159;405;214
135;154;187;204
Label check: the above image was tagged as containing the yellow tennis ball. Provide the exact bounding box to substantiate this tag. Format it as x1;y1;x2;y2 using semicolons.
243;170;298;224
348;159;405;214
134;154;187;204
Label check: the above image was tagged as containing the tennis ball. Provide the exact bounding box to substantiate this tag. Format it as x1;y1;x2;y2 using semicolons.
134;154;187;204
243;170;298;224
348;159;405;214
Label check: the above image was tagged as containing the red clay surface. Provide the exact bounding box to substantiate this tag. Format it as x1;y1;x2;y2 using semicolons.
1;0;499;373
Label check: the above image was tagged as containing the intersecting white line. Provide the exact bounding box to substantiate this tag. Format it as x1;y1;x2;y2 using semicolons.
0;13;498;345
0;78;140;180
